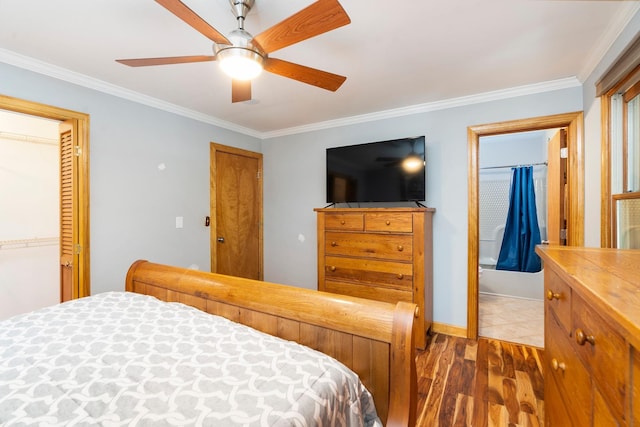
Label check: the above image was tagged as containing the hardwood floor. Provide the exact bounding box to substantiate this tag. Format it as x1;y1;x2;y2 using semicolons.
415;334;544;426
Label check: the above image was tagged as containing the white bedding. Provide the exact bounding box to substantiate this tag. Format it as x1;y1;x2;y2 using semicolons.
0;292;382;426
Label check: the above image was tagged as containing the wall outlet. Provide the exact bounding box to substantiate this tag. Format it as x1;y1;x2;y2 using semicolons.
176;216;183;228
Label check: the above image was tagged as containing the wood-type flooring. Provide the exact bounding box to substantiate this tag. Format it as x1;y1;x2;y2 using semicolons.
415;333;544;426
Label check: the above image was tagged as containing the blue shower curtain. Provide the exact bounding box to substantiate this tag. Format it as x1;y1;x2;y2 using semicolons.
496;166;542;272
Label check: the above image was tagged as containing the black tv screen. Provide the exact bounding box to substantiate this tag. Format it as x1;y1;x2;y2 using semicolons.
326;136;425;203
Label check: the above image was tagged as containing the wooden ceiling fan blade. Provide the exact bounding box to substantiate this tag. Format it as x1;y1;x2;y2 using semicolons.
116;55;216;67
155;0;230;44
232;80;252;103
253;0;350;54
264;58;346;92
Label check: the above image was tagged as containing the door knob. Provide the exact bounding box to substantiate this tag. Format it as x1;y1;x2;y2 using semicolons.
217;237;225;243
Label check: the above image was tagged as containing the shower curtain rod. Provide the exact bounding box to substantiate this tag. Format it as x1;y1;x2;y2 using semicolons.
479;161;548;170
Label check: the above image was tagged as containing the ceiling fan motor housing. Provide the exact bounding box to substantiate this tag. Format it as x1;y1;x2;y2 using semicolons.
218;0;265;65
213;28;265;60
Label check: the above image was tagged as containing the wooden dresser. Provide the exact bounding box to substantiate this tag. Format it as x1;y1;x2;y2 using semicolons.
536;246;640;426
315;207;434;349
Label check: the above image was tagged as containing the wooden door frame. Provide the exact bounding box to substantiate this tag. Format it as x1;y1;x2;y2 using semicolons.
0;94;90;299
209;142;263;278
467;112;584;339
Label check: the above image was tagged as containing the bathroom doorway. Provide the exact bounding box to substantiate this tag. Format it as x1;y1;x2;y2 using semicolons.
466;112;584;341
477;129;557;347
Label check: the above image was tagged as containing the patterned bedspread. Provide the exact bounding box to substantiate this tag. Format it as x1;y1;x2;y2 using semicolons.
0;292;382;426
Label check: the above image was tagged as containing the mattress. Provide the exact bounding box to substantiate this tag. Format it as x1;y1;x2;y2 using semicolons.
0;292;382;426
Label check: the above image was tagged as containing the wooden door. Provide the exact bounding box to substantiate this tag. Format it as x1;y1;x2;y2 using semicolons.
210;144;263;280
547;128;568;246
59;120;77;301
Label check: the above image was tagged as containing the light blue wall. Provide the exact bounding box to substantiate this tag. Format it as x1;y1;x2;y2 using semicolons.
262;88;582;329
0;62;261;295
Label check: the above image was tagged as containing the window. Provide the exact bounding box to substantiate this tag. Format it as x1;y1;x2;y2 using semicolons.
599;35;640;248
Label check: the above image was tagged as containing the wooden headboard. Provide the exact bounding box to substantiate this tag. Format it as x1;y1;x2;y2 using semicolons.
125;260;417;426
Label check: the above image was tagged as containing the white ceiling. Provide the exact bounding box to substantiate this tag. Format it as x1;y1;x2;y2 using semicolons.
0;1;638;137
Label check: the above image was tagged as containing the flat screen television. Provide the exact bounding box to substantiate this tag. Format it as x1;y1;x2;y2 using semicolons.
326;136;425;203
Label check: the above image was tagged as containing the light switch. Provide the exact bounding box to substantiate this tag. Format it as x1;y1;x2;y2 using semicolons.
176;216;183;228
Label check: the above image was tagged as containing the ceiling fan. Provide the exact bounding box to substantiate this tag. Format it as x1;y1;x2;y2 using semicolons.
116;0;351;103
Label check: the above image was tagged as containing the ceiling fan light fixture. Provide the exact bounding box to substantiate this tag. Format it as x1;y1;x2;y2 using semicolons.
217;47;264;80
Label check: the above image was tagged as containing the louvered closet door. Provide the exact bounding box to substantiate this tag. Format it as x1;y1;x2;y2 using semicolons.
59;120;77;302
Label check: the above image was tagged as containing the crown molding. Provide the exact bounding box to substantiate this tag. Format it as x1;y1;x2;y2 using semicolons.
1;48;581;140
262;77;582;139
0;49;262;139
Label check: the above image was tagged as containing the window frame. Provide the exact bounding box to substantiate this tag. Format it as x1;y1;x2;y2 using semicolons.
600;62;640;247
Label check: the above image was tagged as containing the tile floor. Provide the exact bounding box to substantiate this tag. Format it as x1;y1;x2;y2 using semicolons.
478;293;544;348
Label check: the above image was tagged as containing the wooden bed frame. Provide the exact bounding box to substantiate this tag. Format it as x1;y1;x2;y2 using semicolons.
125;260;417;426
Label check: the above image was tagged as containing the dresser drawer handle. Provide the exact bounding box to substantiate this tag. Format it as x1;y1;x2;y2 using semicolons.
329;266;336;272
396;273;404;280
551;358;566;372
575;328;595;346
546;290;561;301
397;245;404;252
330;241;337;247
386;220;391;225
340;220;345;225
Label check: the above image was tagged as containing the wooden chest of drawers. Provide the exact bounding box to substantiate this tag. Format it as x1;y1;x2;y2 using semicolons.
536;246;640;426
315;207;434;349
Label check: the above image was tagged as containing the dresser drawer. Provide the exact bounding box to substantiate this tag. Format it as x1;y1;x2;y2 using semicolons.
364;212;413;232
324;280;413;304
545;268;572;333
545;312;592;427
325;213;364;231
325;232;413;261
324;256;412;289
572;293;627;419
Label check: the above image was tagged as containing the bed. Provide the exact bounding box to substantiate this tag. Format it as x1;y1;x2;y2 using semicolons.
0;260;417;426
